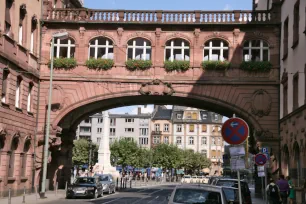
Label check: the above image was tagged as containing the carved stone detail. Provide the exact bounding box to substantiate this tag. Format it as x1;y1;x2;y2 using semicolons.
254;129;274;139
233;28;240;44
127;32;155;46
202;32;231;47
139;79;175;96
79;27;86;39
281;69;288;84
165;32;192;46
194;28;201;45
251;89;272;117
45;85;65;112
117;27;124;45
155;28;162;45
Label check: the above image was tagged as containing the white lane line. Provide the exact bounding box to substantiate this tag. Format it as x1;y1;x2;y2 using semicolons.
130;189;164;204
101;197;123;204
148;196;159;204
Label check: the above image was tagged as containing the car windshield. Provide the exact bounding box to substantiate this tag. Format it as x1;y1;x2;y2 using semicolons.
216;181;239;188
74;177;95;184
223;188;239;201
100;175;109;181
173;188;222;204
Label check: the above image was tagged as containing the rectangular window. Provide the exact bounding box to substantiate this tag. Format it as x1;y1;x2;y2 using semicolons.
153;136;160;144
176;137;182;144
19;7;26;45
202;125;207;132
154;124;160;131
110;128;115;136
164;136;169;144
80;127;91;133
202;137;207;145
189;137;194;145
125;128;134;132
164;124;169;132
97;128;102;133
20;153;27;177
1;69;9;103
283;17;289;59
97;137;101;145
201;150;207;157
27;83;33;112
202;113;208;119
192;113;197;120
8;152;15;177
110;118;116;126
177;125;182;132
292;0;300;48
140;128;148;136
84;118;91;123
214;114;219;121
15;77;22;108
98;118;103;123
186;112;191;119
125;118;134;123
212;138;216;145
189;124;194;132
177;114;182;119
5;0;12;35
283;84;288;115
293;73;299;110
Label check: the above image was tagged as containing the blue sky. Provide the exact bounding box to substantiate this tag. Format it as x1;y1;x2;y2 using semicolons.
84;0;252;10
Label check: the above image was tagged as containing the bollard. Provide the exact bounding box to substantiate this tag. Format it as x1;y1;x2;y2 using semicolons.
116;178;119;190
130;179;132;188
120;178;122;189
22;186;26;203
65;181;68;192
55;182;58;196
8;188;11;204
35;185;38;201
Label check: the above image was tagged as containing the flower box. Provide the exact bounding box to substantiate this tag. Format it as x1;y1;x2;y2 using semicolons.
86;58;114;70
164;60;190;72
125;60;152;70
240;61;272;72
48;58;77;69
201;60;230;71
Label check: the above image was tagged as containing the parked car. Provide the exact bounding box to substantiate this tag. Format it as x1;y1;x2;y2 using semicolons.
190;176;198;183
96;174;116;194
222;186;247;204
213;178;252;204
167;184;228;204
181;175;191;184
66;177;103;199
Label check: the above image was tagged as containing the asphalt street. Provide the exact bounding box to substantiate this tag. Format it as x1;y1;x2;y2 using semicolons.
43;185;175;204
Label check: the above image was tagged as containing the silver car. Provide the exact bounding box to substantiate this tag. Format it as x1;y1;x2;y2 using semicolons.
97;174;116;194
168;184;228;204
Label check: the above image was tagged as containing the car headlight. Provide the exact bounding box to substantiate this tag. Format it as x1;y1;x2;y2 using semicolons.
87;187;95;190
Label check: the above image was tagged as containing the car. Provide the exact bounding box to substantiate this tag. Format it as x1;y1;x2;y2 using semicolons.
181;175;191;184
190;176;198;183
222;186;247;204
96;174;116;194
213;178;252;204
168;184;228;204
66;177;103;199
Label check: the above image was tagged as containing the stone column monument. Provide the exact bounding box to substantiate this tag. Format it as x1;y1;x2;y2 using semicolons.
93;111;119;178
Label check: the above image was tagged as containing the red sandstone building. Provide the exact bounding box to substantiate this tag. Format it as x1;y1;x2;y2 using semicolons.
0;0;283;197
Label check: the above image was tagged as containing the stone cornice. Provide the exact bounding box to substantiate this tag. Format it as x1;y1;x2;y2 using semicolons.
280;104;306;123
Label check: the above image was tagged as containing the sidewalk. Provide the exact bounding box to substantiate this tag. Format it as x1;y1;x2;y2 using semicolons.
0;190;66;204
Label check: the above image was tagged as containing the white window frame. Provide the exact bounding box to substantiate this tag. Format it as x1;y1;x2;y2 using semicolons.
243;40;270;61
202;113;208;119
189;137;194;145
153;136;160;144
164;136;169;144
202;137;207;145
30;31;34;53
212;138;216;145
27;83;33;112
97;128;102;133
18;25;23;45
165;39;190;62
51;38;75;58
15;78;21;108
127;38;151;60
164;124;169;132
98;118;103;123
176;137;182;145
177;125;182;132
154;124;160;131
88;37;114;59
177;114;182;119
204;40;229;61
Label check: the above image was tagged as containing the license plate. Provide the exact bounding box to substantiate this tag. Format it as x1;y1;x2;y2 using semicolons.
76;190;85;194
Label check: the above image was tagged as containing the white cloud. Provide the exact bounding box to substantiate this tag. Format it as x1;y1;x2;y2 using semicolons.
223;4;232;10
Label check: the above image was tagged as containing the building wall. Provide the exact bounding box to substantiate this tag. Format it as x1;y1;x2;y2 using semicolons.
150;119;172;147
0;0;41;197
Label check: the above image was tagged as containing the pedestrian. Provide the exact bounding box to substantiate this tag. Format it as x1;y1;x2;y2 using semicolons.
266;178;282;204
287;176;295;204
276;175;289;204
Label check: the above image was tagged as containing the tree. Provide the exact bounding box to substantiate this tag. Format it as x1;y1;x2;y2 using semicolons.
152;144;182;170
179;149;211;175
72;139;98;166
136;148;153;168
110;138;140;170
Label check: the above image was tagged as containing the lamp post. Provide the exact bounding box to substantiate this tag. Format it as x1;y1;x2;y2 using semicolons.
40;32;68;198
88;138;92;176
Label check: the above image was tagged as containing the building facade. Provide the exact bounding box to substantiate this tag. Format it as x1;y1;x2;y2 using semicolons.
76;108;151;149
0;0;41;197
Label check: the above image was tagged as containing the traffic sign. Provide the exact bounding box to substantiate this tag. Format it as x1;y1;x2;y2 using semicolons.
221;118;249;145
255;153;267;166
262;147;268;153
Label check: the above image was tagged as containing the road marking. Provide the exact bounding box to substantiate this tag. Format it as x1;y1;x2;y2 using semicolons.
148;196;159;204
130;189;164;204
101;197;123;204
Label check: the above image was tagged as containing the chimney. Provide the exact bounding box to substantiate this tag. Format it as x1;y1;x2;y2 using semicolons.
138;107;141;115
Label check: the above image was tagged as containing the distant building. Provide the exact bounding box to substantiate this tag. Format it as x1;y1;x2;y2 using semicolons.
76;107;151;149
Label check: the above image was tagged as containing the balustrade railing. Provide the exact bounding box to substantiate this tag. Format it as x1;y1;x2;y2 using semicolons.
46;9;273;24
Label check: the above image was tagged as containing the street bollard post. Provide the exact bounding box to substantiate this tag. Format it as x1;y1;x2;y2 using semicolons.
116;178;119;190
22;186;26;203
130;179;132;188
35;185;38;201
120;178;122;189
55;182;58;196
65;181;68;192
8;188;11;204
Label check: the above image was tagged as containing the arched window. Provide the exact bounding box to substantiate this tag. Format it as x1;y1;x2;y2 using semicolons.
8;137;19;177
189;137;194;145
165;39;190;61
51;37;75;58
21;140;31;177
89;37;114;59
127;38;151;60
204;39;229;61
243;40;269;61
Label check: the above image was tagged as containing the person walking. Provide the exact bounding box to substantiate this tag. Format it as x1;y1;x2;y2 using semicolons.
287;176;295;204
266;178;282;204
276;175;290;204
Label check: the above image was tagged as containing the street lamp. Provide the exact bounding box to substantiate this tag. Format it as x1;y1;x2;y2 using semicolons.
40;32;69;198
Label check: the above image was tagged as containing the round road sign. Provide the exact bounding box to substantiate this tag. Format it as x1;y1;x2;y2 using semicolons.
221;117;249;145
255;153;267;166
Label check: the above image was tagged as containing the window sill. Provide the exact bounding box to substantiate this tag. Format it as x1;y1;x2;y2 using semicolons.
27;111;34;116
8;177;16;182
282;53;288;61
291;39;299;49
1;102;10;108
21;177;28;181
15;107;23;112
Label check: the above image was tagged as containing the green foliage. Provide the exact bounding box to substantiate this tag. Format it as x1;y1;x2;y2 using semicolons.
125;60;152;70
85;58;114;70
180;149;211;174
201;60;231;71
240;61;272;72
152;144;182;169
48;57;77;69
164;60;190;72
72;139;98;166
